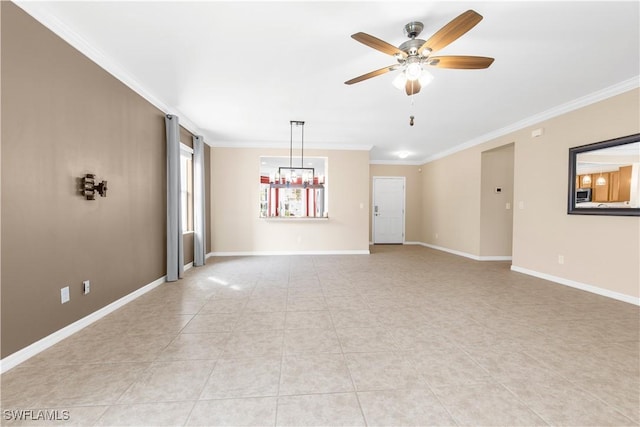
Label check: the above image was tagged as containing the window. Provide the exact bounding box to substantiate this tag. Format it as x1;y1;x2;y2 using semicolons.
180;144;194;232
259;156;328;218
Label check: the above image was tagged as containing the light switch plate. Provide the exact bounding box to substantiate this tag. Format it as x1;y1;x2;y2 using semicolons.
61;286;70;304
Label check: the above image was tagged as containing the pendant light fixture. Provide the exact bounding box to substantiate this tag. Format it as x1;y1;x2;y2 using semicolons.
278;121;315;186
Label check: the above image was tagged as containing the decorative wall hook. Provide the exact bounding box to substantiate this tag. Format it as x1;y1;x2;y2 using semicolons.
80;174;108;200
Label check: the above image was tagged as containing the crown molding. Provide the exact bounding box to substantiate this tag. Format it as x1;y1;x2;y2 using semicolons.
211;140;373;151
369;159;424;166
420;76;640;165
14;1;211;145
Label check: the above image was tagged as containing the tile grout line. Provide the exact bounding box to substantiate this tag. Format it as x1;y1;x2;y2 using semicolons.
327;273;369;427
181;290;230;426
273;265;292;427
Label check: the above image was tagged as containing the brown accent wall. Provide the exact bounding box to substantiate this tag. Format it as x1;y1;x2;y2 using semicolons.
1;3;171;357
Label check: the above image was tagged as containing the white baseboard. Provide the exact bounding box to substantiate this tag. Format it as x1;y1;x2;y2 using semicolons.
0;275;167;374
477;255;513;261
209;250;370;256
511;265;639;306
407;241;512;262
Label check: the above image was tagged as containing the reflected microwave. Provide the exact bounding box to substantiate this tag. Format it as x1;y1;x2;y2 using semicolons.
576;188;592;203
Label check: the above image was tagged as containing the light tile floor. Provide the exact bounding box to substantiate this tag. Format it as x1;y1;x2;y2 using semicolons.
1;245;639;426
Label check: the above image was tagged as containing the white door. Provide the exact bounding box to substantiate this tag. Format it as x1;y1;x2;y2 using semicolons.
373;177;405;244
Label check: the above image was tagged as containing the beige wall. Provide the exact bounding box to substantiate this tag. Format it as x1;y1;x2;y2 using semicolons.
420;88;639;299
480;143;514;257
511;89;639;298
1;3;210;358
421;147;483;255
210;147;369;253
369;164;423;243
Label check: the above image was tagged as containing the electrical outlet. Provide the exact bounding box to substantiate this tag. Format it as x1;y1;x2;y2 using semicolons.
558;255;565;265
506;202;511;210
83;280;91;295
61;286;70;304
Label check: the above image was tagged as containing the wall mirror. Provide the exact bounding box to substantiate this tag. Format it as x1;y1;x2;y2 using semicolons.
568;133;640;216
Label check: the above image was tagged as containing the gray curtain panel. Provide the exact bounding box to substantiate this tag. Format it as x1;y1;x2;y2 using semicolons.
165;114;184;281
193;135;206;267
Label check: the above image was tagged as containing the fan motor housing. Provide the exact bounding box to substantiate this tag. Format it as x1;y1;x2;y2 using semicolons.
404;21;424;38
399;38;427;56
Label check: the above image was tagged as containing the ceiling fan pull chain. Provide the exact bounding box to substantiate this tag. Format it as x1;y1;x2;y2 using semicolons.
409;87;416;126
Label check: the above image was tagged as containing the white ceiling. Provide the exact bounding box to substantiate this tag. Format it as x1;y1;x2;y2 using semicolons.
17;1;640;163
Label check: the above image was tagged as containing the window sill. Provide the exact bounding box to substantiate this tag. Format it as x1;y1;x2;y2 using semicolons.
182;230;194;235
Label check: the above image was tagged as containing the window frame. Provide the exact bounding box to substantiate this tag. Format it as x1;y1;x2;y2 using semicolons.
180;143;194;233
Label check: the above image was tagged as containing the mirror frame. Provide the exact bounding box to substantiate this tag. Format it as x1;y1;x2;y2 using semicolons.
568;133;640;216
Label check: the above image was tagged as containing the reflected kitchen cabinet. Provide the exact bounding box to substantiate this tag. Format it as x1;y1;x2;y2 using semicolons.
577;174;593;189
618;165;632;201
593;172;610;202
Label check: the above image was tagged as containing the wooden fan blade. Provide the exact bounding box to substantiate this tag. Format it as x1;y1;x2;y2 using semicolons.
427;55;494;69
418;10;483;55
351;32;408;57
344;64;398;85
405;79;421;96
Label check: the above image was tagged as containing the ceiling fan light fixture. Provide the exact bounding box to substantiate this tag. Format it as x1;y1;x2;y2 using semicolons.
405;62;423;81
393;68;433;91
392;72;407;90
418;70;434;87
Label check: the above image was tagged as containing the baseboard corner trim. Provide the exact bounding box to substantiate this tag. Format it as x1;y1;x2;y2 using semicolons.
510;265;639;306
411;242;512;261
0;275;167;374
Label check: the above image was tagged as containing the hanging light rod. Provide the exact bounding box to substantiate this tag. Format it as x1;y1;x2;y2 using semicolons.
288;120;305;168
279;120;314;187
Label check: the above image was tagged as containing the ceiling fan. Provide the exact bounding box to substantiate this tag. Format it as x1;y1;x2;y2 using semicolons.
345;10;494;96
